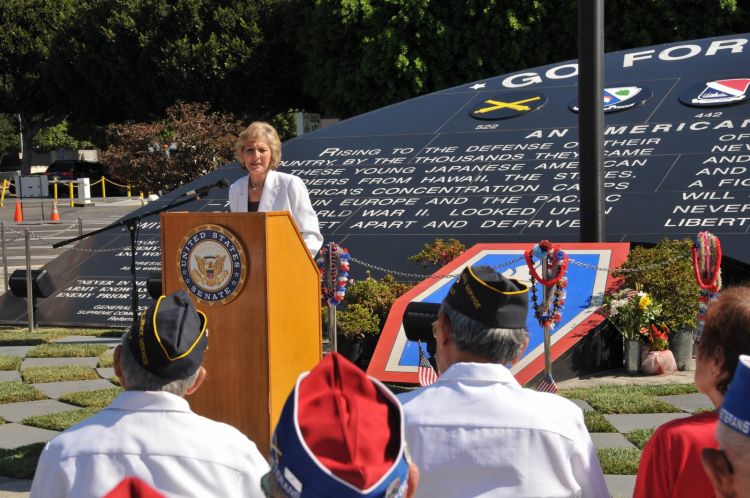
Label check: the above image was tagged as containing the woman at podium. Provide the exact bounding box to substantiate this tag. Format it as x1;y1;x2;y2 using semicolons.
229;122;323;257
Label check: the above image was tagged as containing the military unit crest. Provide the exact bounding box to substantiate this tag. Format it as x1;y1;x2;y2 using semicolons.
468;77;748;121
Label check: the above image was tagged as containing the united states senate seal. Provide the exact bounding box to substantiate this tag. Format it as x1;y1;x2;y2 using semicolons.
177;224;247;305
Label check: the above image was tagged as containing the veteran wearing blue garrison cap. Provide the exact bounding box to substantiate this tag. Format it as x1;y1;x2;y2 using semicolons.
702;354;750;498
30;290;269;498
397;265;608;498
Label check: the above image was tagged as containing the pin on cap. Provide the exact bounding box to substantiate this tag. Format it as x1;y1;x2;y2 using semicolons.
445;265;529;329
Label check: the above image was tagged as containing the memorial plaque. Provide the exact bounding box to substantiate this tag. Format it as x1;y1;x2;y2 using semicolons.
0;33;748;327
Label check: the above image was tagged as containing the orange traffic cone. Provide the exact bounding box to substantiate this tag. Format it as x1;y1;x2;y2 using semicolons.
50;199;60;222
13;199;23;223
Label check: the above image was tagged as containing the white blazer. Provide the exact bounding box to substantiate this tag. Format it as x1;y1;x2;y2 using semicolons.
228;170;323;257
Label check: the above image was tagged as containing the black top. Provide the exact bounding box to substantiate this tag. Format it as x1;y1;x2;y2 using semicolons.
248;201;260;213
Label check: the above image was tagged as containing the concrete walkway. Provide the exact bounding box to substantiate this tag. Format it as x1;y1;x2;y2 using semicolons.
0;338;709;498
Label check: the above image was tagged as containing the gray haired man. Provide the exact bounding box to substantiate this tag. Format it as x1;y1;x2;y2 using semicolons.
30;290;269;498
398;266;608;498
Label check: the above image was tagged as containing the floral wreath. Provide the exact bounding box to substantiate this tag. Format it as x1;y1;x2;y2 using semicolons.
692;231;722;342
524;240;568;329
316;243;351;307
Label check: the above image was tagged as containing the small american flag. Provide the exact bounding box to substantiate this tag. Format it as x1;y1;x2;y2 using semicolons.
536;372;558;393
417;342;438;387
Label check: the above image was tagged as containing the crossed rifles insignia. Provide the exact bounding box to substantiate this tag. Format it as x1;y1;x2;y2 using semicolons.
470;92;547;120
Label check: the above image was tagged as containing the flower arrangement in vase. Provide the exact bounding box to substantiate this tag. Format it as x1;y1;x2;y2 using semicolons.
602;287;662;341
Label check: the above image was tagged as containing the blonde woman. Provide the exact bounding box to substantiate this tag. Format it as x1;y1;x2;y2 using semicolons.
229;122;323;256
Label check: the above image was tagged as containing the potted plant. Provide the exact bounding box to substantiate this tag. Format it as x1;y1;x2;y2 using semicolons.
617;238;699;370
602;287;661;373
335;304;380;364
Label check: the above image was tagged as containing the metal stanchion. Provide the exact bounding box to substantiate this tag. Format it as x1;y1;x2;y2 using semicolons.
1;222;7;293
25;229;33;331
77;217;83;237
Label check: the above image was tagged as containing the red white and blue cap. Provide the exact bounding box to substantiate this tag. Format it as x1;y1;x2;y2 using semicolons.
719;354;750;436
266;352;410;498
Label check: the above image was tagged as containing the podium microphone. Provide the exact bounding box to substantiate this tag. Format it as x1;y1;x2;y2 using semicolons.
185;178;230;197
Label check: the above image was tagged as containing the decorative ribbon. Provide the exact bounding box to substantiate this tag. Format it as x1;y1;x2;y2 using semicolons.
692;231;721;343
526;240;568;329
316;243;351;307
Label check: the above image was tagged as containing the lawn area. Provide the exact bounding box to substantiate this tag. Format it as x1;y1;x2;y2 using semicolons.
0;355;22;371
0;327;122;346
26;343;110;358
559;384;697;414
23;407;100;432
22;365;100;384
59;387;122;408
0;443;45;480
0;382;46;404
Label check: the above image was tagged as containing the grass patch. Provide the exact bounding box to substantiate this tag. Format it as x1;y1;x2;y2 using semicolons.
693;407;715;415
584;411;618;433
22;365;99;384
596;448;642;475
624;428;655;450
59;387;122;408
27;343;109;358
23;407;99;432
110;376;121;386
0;327;123;346
0;443;45;479
99;348;114;368
559;385;683;414
0;355;22;371
0;381;46;403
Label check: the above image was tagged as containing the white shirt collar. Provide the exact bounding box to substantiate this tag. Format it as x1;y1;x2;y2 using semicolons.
438;361;520;386
106;390;193;413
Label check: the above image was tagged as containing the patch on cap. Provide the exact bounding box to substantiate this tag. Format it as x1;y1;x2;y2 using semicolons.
445;265;529;329
127;290;208;380
268;353;410;498
719;354;750;436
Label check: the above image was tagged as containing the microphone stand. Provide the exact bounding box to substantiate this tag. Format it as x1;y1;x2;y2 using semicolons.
53;193;206;327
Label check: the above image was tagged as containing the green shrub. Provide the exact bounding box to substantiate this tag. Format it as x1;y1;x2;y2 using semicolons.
408;238;465;267
336;304;380;339
347;274;413;326
618;238;699;331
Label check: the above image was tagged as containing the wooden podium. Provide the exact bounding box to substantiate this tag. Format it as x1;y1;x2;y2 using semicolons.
160;211;321;455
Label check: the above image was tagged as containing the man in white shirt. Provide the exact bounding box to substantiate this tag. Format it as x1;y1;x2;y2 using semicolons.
398;266;608;498
30;290;269;498
702;354;750;498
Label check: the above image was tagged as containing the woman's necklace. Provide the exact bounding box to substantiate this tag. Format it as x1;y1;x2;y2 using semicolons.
249;179;265;191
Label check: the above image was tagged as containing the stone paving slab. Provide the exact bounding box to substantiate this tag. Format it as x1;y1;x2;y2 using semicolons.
604;413;692;433
0;347;32;358
657;393;713;413
570;399;594;412
590;432;636;449
33;379;115;399
0;476;32;497
97;367;115;379
51;336;120;346
0;371;21;382
0;400;77;423
605;475;636;498
21;357;99;369
0;423;58;450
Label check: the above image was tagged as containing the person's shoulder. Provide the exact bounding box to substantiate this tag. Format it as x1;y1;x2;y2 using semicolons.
650;411;718;442
397;385;431;406
189;412;261;450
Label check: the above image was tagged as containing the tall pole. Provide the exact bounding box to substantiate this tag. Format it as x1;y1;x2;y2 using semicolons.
578;0;606;242
542;257;552;376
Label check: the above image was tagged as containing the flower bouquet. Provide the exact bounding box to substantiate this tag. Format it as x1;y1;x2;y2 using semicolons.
640;323;677;375
601;287;661;341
